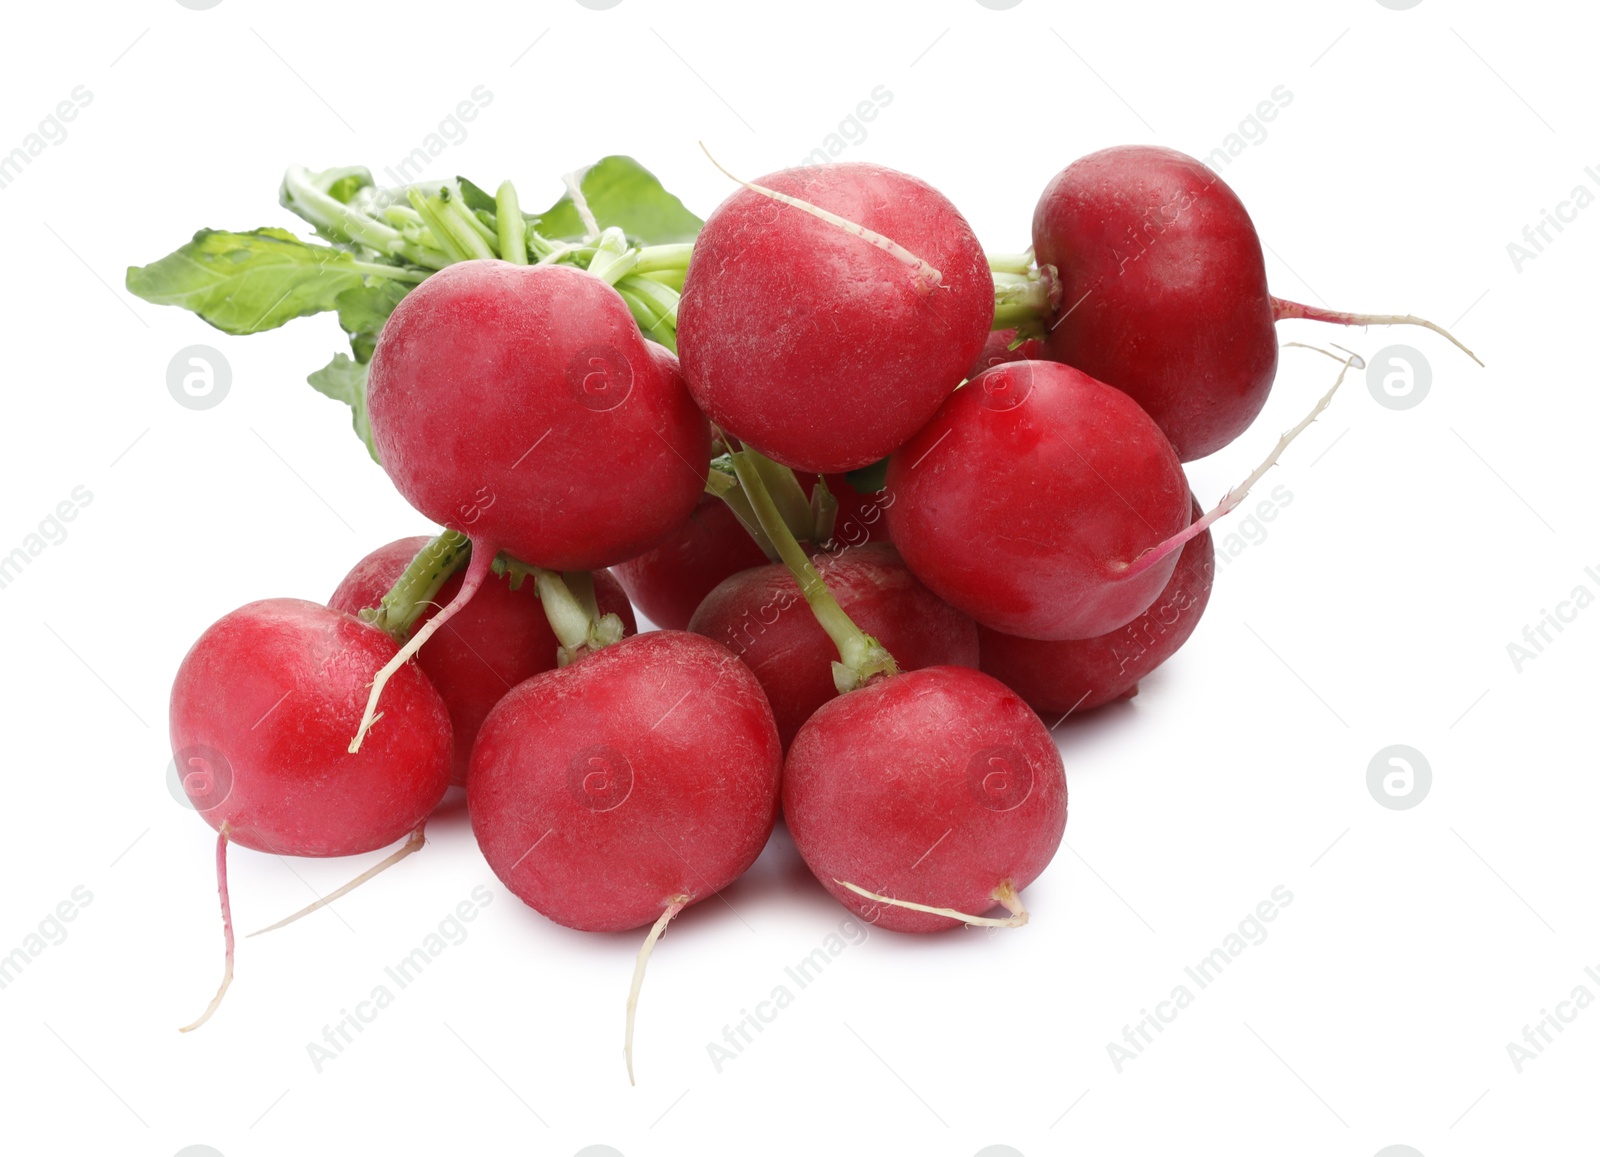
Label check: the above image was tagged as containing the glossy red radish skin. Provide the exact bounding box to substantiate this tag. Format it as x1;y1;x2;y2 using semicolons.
367;260;710;571
1033;145;1279;461
330;538;637;784
678;163;993;473
980;499;1215;715
783;665;1067;934
688;542;979;748
613;496;771;630
886;360;1191;641
170;599;452;857
468;631;781;934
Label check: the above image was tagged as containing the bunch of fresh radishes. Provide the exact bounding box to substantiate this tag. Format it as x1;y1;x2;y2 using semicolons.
154;144;1473;1078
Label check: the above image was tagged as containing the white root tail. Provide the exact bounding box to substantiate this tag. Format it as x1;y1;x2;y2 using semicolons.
246;826;427;938
837;879;1029;929
698;142;943;296
350;546;495;753
1272;296;1483;367
179;827;234;1033
1120;344;1363;581
625;896;689;1086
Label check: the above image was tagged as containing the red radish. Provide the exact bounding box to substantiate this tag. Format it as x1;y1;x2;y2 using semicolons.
886;360;1190;641
612;495;771;630
979;499;1214;716
689;542;978;748
677;159;993;473
783;665;1067;933
368;261;709;570
967;328;1045;379
170;598;452;1028
352;260;708;750
330;537;637;783
1033;145;1478;461
468;629;782;1081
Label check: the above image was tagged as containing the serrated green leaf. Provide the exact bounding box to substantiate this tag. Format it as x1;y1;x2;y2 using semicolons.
307;352;378;462
533;156;703;246
127;228;381;335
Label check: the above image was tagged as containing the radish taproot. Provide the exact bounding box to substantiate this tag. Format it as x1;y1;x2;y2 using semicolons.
979;498;1215;716
468;629;782;1082
678;159;993;473
1033;144;1478;460
330;536;637;782
689;542;978;748
170;598;452;1028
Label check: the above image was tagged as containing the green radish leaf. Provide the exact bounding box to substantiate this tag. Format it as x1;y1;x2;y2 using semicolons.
845;458;890;494
324;169;374;205
455;176;498;213
307;352;379;462
335;279;408;347
127;228;383;335
533;156;703;245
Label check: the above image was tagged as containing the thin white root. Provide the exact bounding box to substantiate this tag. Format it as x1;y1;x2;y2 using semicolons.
562;167;602;243
1272;296;1483;367
246;826;427;937
837;879;1029;929
697;142;943;296
180;828;234;1033
1121;345;1361;581
350;545;495;753
625;897;689;1086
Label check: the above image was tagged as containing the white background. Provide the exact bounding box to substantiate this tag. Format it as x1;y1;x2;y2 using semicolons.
0;1;1594;1155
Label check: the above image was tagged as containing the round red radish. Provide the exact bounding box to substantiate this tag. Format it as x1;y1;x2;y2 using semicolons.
330;538;637;784
886;360;1190;641
170;599;451;856
468;631;781;933
688;542;979;748
367;260;710;571
967;328;1045;379
783;665;1066;933
1031;145;1277;461
677;162;993;473
979;499;1214;715
612;495;771;631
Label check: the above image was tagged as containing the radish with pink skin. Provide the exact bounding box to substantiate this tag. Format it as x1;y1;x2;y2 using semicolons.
331;536;637;783
612;494;771;630
967;328;1045;379
689;542;978;749
678;159;993;473
1033;144;1479;461
170;598;453;1029
887;360;1191;642
979;498;1215;716
468;629;782;1081
783;665;1067;933
351;260;709;750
